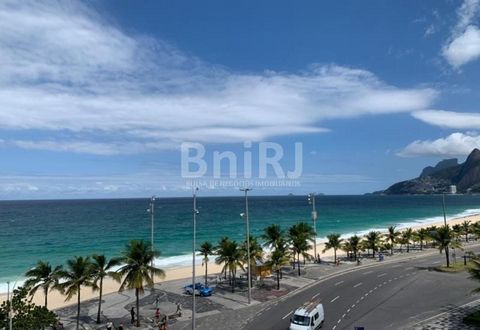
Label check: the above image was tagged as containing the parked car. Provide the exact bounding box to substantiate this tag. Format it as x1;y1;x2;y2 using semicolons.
289;300;324;330
183;282;214;297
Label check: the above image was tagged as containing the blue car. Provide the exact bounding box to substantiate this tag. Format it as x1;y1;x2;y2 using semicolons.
184;283;214;297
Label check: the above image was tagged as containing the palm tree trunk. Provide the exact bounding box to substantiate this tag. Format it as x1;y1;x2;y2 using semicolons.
44;287;48;308
205;260;208;287
76;287;81;330
391;240;394;255
445;246;450;268
136;288;140;327
297;253;301;276
276;269;280;290
96;277;103;324
334;248;337;264
420;240;423;250
407;243;410;253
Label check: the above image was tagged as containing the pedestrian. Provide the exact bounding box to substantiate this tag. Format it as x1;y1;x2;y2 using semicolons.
118;324;124;330
106;321;113;330
130;307;135;324
155;295;160;309
155;307;160;321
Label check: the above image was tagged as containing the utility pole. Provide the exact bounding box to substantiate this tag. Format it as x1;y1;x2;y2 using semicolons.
240;188;252;305
308;193;318;262
192;188;199;330
149;196;156;282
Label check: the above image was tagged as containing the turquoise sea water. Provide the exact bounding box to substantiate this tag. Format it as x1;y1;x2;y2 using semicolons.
1;195;480;292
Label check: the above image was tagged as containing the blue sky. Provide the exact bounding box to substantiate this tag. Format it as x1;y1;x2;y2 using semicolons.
1;0;480;199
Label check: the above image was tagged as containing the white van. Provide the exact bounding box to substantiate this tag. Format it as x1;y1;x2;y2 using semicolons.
289;300;324;330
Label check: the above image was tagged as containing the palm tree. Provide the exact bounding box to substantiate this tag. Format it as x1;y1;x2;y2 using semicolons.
198;241;214;287
90;254;121;324
117;240;165;327
266;241;290;290
288;222;314;276
402;228;414;252
347;235;361;261
386;226;400;255
56;256;94;330
430;225;461;267
462;220;472;242
365;231;381;258
323;233;343;264
242;236;264;284
452;224;462;242
416;228;429;250
261;224;283;249
216;236;230;280
215;239;244;292
24;260;62;308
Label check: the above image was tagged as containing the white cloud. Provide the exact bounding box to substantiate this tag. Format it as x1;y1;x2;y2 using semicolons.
0;1;437;155
443;0;480;68
398;132;480;157
412;110;480;129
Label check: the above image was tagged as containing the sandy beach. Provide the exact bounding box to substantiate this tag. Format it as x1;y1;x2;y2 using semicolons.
1;212;479;310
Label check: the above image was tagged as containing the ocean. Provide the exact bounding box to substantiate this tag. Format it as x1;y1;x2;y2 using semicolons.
1;194;480;293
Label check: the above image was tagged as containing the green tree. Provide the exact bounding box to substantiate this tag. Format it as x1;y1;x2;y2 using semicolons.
347;235;361;261
0;286;58;330
462;220;472;242
402;228;414;253
117;240;165;327
266;240;290;290
323;233;343;264
416;228;429;250
364;231;381;258
215;238;244;292
198;241;214;287
430;225;462;268
386;226;400;255
56;256;94;330
261;224;283;249
242;236;264;285
90;254;121;324
468;257;480;292
24;261;62;308
288;222;314;276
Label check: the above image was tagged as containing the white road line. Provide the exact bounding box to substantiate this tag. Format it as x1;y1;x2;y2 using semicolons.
360;296;364;300
356;300;360;304
337;319;341;324
352;304;356;308
391;264;401;268
353;282;363;288
374;286;378;290
432;261;440;264
394;277;398;280
335;281;344;286
342;313;346;318
363;270;373;275
383;281;387;285
347;309;351;313
405;266;414;270
331;296;340;303
282;311;293;320
312;293;321;300
377;273;387;277
333;326;337;330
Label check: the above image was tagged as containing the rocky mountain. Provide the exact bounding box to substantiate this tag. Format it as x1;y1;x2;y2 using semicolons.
380;148;480;195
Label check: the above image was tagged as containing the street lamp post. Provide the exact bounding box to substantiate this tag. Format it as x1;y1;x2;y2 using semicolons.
442;193;447;226
240;188;252;305
148;196;156;282
308;193;318;262
192;188;199;330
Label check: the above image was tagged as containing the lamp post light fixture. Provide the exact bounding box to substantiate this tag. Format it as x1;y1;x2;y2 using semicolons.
308;193;318;262
192;188;199;330
240;187;252;305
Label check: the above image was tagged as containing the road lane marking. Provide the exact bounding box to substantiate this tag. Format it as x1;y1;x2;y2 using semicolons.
282;311;293;320
333;326;336;330
335;280;344;286
337;319;341;323
342;313;346;318
360;296;364;300
312;293;320;299
391;264;401;268
432;261;440;264
363;270;373;275
353;282;363;288
347;309;351;313
331;296;340;303
405;266;414;270
377;273;387;277
352;304;355;308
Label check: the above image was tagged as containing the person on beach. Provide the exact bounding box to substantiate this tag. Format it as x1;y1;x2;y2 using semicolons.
106;321;113;330
130;307;135;324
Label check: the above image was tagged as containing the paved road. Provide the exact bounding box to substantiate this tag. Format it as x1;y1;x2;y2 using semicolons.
245;246;480;330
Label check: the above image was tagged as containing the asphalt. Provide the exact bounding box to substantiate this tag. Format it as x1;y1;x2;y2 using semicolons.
244;246;480;330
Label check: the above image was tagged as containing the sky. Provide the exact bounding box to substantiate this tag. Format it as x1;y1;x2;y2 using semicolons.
1;0;480;199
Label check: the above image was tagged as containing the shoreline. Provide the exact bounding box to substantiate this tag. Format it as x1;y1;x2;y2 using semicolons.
1;212;479;310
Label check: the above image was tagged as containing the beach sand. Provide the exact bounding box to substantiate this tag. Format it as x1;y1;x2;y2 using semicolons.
1;213;479;310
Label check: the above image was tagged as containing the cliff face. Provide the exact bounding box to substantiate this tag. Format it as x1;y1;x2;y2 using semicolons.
382;149;480;194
